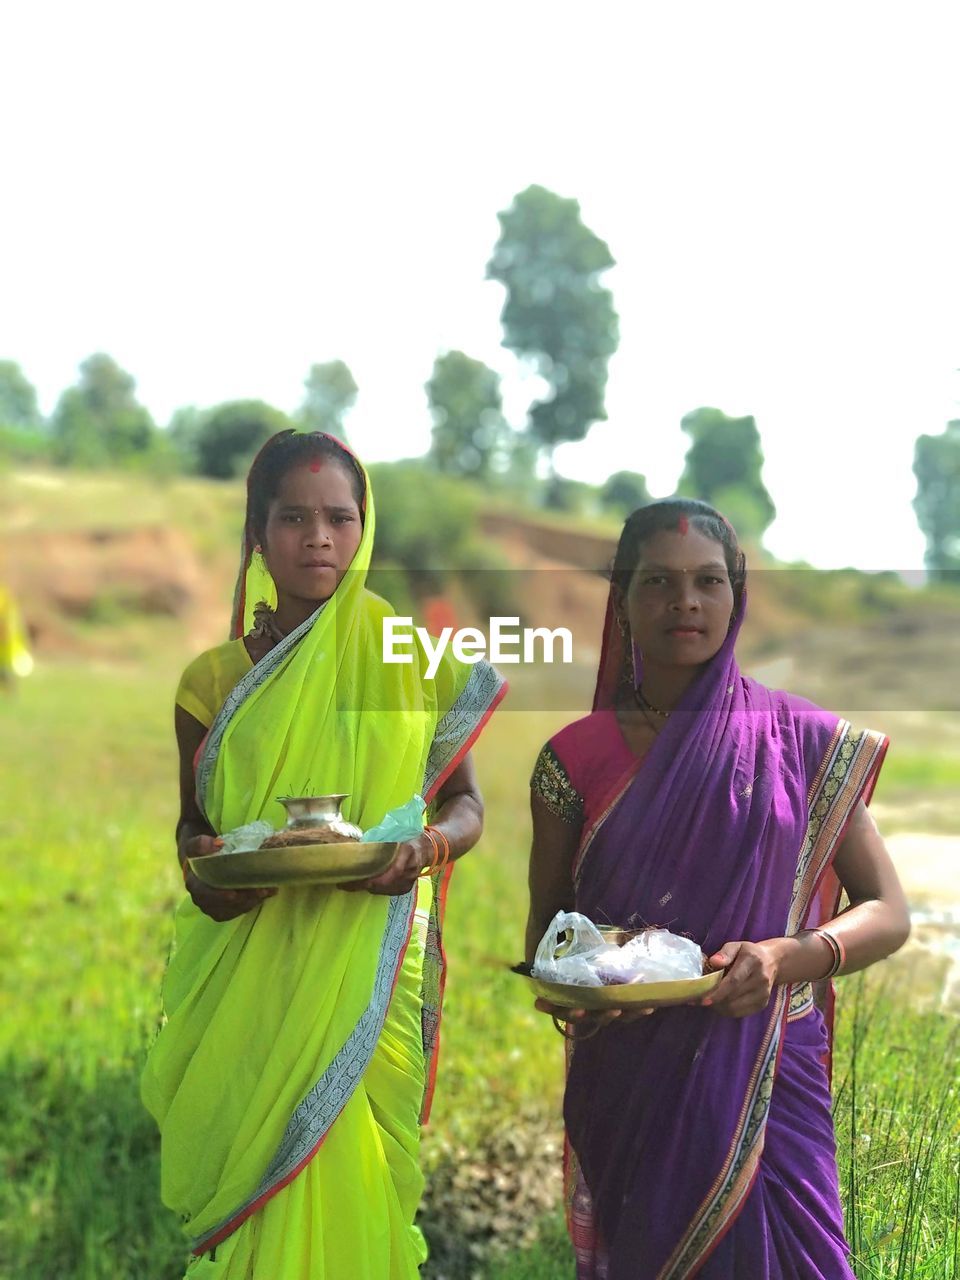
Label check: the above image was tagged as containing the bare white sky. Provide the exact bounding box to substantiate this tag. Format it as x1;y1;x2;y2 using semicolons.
2;2;958;569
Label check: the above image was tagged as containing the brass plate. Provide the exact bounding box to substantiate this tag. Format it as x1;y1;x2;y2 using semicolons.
188;841;399;889
511;963;722;1010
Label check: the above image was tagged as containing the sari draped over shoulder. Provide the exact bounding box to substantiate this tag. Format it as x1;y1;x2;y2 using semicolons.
141;449;505;1277
562;593;887;1280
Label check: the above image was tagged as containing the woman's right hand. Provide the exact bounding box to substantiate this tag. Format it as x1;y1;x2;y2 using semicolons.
181;834;277;922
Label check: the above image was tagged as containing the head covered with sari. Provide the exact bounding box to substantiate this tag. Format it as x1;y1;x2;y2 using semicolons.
562;499;886;1279
142;432;506;1267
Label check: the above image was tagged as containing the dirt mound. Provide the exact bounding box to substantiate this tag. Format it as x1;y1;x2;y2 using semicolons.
6;525;208;654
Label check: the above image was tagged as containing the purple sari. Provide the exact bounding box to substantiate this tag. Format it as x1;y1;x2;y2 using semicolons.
563;593;887;1279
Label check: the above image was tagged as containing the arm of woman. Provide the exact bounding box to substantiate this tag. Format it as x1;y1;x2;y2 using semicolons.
176;704;276;922
525;793;580;963
346;751;485;896
525;792;639;1028
706;801;911;1018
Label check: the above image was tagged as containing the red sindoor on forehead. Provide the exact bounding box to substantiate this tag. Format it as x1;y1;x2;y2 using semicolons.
308;459;323;473
677;516;689;535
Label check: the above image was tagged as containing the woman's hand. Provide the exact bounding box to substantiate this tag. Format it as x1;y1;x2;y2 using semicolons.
181;834;277;922
338;833;434;897
701;940;780;1017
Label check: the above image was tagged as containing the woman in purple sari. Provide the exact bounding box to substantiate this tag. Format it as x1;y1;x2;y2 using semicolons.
526;500;910;1279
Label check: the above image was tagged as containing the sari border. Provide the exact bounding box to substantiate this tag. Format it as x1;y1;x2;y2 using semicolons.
189;889;416;1255
787;724;889;935
422;659;507;801
418;660;507;1125
195;602;326;816
658;993;787;1279
658;720;888;1276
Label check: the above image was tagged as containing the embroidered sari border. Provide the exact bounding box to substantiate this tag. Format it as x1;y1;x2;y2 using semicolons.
658;992;786;1278
190;889;416;1255
423;660;506;800
788;724;888;935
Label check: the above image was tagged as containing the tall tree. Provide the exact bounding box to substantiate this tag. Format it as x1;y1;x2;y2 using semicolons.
426;350;508;480
601;470;652;516
913;420;960;580
194;400;292;479
298;361;358;440
0;361;40;429
487;185;619;473
677;407;776;540
50;354;155;466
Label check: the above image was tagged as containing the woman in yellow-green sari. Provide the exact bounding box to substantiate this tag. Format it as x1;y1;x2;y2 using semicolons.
141;431;506;1278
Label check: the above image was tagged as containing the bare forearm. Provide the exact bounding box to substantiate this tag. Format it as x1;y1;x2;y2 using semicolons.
767;898;911;985
429;790;483;863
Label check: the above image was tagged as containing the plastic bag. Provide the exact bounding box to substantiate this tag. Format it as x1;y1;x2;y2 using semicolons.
532;911;607;986
596;930;703;984
361;794;426;843
219;819;275;854
532;911;703;986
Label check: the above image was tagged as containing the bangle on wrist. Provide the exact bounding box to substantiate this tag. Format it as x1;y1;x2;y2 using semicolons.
418;826;450;877
809;927;844;979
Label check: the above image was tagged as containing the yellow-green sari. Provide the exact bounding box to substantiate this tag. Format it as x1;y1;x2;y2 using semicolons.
141;459;505;1277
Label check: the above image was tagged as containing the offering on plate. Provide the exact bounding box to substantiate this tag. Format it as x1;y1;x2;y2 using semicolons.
260;794;363;849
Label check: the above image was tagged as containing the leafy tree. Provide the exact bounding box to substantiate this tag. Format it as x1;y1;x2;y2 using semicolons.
426;350;510;480
164;406;207;473
913;420;960;580
298;361;358;440
487;184;619;471
194;400;292;479
50;354;155;466
601;470;652;516
368;461;515;614
0;361;40;429
677;407;775;540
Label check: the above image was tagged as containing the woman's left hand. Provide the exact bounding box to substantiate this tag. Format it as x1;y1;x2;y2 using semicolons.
338;833;434;896
701;940;780;1018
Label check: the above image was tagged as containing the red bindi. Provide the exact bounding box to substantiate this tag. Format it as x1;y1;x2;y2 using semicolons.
308;459;322;473
677;516;689;535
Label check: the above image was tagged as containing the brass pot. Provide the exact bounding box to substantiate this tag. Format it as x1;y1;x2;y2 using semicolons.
262;793;363;847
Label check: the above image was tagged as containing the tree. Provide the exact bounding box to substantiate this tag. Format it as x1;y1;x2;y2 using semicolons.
298;361;358;440
426;350;510;480
601;470;652;516
677;407;775;540
913;420;960;580
50;354;155;466
0;361;40;429
194;400;292;479
487;184;619;472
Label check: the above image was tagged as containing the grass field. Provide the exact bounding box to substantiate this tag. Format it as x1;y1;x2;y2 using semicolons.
3;657;958;1278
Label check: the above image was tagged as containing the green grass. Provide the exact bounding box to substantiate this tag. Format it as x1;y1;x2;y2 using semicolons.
2;659;958;1278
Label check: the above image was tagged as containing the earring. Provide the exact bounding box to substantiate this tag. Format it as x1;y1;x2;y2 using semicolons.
253;544;262;555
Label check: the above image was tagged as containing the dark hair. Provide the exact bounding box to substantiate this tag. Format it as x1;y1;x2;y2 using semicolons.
610;498;746;609
246;430;365;543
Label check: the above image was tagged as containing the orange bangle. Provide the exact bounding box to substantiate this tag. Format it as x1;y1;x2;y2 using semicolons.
427;826;450;876
418;829;440;877
419;826;450;877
